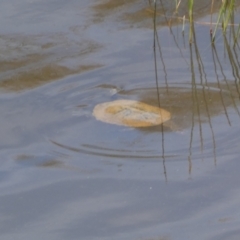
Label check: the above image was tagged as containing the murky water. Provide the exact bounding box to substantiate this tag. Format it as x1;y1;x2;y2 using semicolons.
1;1;240;240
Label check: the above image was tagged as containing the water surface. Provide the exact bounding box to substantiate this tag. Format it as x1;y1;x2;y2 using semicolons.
1;1;240;240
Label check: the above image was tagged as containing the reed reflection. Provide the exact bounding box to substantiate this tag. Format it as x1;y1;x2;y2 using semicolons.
152;2;240;177
153;0;168;181
189;22;217;168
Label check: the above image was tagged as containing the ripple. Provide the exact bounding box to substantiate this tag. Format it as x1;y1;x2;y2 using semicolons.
50;140;178;160
48;81;240;165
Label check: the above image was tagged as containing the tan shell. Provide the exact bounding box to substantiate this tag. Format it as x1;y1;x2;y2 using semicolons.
93;100;171;127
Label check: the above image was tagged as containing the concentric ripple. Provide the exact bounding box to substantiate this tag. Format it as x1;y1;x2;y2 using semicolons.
49;80;240;164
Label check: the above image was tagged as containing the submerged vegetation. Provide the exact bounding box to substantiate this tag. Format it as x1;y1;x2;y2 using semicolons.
151;0;239;43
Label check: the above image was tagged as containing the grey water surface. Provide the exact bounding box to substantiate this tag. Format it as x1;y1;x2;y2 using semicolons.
1;1;240;240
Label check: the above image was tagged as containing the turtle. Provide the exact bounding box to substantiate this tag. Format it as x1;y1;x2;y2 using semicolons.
93;99;177;129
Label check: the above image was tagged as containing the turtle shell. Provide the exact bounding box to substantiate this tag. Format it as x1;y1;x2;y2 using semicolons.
93;99;171;127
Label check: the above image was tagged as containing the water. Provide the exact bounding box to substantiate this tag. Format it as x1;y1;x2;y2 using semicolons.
1;1;240;240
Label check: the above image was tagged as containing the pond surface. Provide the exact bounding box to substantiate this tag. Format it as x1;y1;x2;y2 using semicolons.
1;1;240;240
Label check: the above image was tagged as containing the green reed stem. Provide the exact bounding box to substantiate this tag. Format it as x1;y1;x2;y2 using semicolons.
234;23;240;46
212;0;235;42
188;0;194;43
182;15;185;34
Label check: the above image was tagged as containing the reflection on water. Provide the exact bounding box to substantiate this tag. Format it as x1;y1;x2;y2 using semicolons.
1;1;240;240
0;0;101;92
15;154;64;168
93;0;226;27
119;84;239;128
0;63;101;92
49;78;240;181
3;19;240;170
0;33;101;91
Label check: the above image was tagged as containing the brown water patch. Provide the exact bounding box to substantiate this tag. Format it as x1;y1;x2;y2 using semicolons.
0;54;46;73
38;159;64;168
0;64;102;92
0;33;102;92
93;0;230;28
117;82;240;130
14;154;63;168
14;153;102;173
93;0;137;11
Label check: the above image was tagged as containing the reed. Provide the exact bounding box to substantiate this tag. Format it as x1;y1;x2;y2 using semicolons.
234;23;240;45
170;0;237;42
188;0;194;43
149;0;238;43
212;0;236;41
